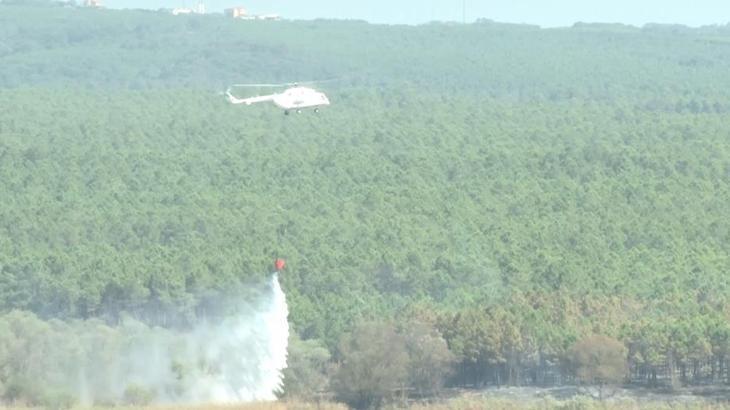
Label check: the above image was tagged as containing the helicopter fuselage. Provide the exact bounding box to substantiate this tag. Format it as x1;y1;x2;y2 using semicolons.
227;86;330;113
273;87;330;110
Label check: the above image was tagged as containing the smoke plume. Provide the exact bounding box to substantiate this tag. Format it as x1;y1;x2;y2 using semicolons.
0;274;289;406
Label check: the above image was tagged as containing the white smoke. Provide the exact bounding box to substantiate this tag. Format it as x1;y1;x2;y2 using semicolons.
0;274;289;406
181;273;290;403
170;273;290;404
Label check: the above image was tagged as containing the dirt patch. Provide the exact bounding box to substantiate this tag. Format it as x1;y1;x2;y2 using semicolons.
478;385;730;405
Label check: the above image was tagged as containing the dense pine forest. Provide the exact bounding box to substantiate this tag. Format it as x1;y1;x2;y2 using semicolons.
1;1;730;408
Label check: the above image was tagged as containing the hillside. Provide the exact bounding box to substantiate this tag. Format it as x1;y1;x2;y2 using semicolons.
3;3;730;99
0;2;730;406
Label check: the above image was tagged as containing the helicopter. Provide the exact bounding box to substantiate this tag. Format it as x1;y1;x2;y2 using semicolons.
225;82;331;115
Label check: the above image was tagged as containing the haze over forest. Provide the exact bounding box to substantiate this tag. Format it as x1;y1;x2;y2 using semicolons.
103;0;730;27
1;0;730;408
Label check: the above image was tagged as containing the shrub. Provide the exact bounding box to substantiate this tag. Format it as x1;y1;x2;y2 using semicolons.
122;384;155;406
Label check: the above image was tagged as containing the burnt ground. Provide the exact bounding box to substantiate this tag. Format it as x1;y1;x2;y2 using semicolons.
476;385;730;404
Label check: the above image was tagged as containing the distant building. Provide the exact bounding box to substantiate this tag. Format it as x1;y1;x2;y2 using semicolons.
225;6;248;19
257;14;281;21
225;6;280;21
171;2;205;15
83;0;102;8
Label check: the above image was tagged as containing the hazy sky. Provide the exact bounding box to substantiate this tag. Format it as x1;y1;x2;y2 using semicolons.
105;0;730;27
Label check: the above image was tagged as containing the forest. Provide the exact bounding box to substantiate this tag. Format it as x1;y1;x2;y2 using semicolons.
1;1;730;408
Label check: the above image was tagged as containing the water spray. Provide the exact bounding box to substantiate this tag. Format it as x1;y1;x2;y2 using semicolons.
1;263;291;406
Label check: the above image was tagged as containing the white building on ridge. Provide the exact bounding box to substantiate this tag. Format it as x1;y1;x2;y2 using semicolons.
171;2;205;15
225;6;280;20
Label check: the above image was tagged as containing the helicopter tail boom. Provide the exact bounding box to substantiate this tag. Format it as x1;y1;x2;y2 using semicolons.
227;91;277;105
241;94;277;105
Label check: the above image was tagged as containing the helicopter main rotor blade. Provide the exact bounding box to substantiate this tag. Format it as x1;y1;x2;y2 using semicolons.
229;78;341;88
230;83;293;88
298;77;340;85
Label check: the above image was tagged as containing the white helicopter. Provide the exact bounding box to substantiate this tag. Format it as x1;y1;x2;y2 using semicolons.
225;82;331;115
